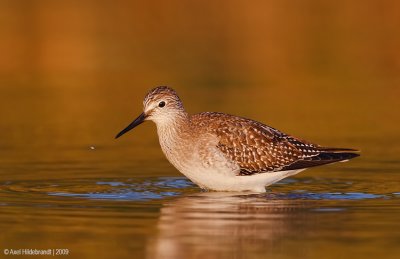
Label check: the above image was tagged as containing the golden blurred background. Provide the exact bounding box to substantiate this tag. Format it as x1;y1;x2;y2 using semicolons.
0;0;399;159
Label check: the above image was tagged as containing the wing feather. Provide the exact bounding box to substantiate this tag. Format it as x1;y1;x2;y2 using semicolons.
192;112;358;176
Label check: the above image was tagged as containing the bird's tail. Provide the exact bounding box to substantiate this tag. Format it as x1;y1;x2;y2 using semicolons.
316;147;360;161
282;147;360;170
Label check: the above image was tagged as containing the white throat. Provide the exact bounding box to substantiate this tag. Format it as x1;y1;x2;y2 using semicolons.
153;114;190;165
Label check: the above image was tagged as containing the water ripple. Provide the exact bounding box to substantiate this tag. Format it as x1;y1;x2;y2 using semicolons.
48;190;179;201
0;176;396;203
47;177;195;201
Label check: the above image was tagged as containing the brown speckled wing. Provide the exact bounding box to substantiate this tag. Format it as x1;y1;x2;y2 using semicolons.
192;112;325;175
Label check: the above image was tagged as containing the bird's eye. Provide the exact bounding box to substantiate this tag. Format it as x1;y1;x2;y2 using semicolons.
158;101;166;108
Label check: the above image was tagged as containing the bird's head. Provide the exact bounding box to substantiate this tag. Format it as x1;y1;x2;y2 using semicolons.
115;86;186;139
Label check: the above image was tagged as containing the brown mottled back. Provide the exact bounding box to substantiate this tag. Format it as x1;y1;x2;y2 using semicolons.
190;112;345;175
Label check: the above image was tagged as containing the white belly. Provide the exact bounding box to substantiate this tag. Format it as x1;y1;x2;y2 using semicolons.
180;167;304;192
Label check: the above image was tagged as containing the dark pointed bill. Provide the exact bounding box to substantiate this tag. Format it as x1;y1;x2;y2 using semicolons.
115;112;146;139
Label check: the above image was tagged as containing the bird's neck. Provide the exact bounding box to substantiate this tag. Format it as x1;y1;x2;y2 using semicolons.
155;112;192;172
156;112;190;146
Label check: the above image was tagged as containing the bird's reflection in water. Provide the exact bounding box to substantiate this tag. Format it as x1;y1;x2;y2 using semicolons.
148;192;314;258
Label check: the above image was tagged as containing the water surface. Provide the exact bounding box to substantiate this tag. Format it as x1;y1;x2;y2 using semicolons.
1;136;399;259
